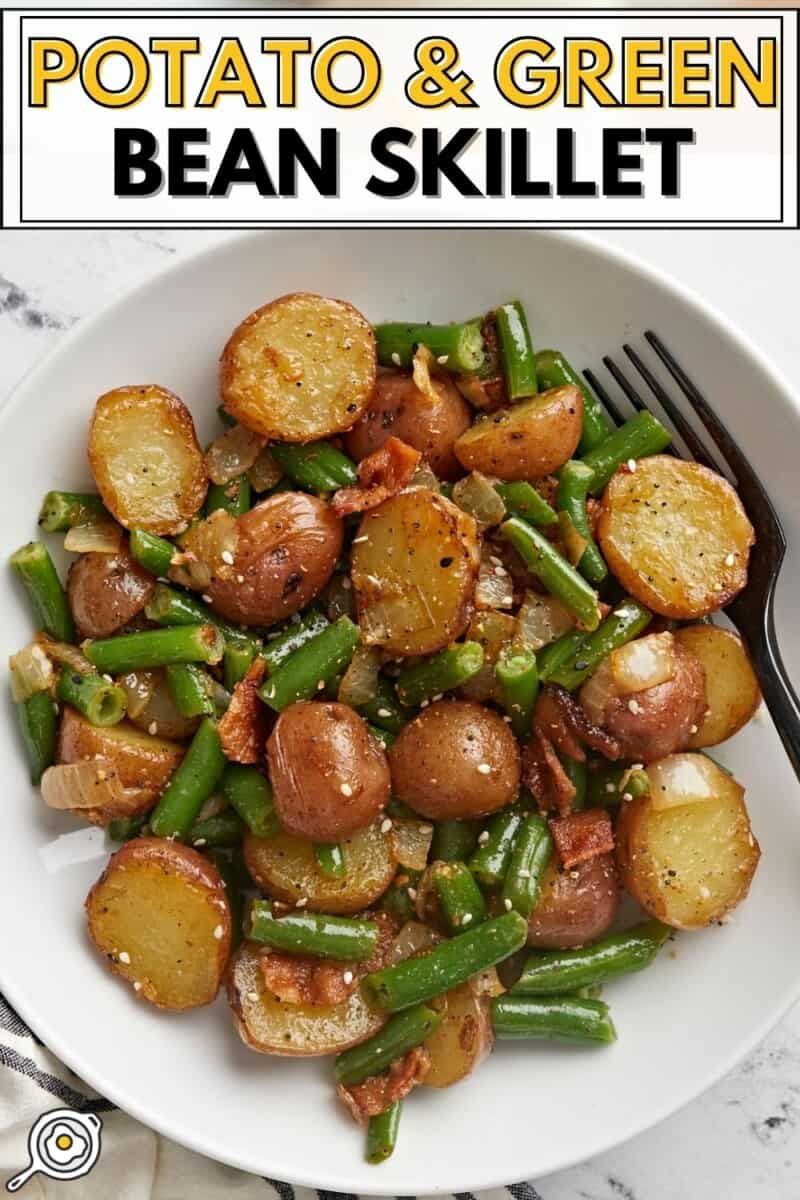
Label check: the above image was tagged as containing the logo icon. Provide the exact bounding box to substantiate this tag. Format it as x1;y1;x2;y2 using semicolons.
5;1108;102;1192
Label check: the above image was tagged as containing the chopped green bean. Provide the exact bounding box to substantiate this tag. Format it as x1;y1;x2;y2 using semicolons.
548;598;652;690
220;764;279;838
536;629;587;684
468;802;526;888
10;542;74;642
262;608;330;674
145;584;259;656
395;642;484;708
207;847;245;950
129;530;175;577
514;920;672;995
108;813;147;842
149;718;226;839
556;460;608;584
166;663;214;718
86;624;224;674
17;691;57;784
258;616;360;712
496;301;538;400
496;648;539;740
367;723;396;751
314;842;346;879
433;861;488;933
189;810;245;848
430;819;480;863
494;480;558;528
535;349;611;455
207;475;251;517
357;676;408;733
582;411;672;495
500;517;600;631
380;867;422;922
501;813;553;918
336;1004;443;1084
223;641;256;691
271;442;357;493
366;1101;402;1164
558;753;587;811
587;765;650;807
57;670;127;727
375;321;485;374
249;900;379;961
38;491;109;533
492;994;617;1043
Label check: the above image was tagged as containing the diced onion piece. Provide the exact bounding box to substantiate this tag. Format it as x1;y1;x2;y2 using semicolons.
411;344;440;405
578;656;617;726
646;752;723;811
557;510;588;568
389;919;441;964
338;645;381;707
247;446;283;493
64;521;124;555
322;573;356;622
475;548;514;610
205;424;265;486
611;631;676;696
119;671;155;721
405;461;441;494
514;590;575;652
35;633;94;677
472;966;504;998
455;374;495;410
389;819;434;871
196;792;228;821
452;472;506;530
459;610;517;703
9;642;54;703
41;758;127;811
169;510;239;591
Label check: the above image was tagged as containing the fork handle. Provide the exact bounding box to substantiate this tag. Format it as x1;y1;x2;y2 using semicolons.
747;612;800;783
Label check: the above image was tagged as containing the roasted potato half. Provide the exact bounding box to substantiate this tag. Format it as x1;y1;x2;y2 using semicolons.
118;669;200;741
527;853;620;949
67;544;155;640
228;942;386;1056
597;456;755;619
424;982;494;1088
88;385;208;535
674;624;761;748
454;386;583;481
86;838;231;1010
243;820;396;914
616;753;760;929
351;488;479;656
221;293;376;442
58;706;183;807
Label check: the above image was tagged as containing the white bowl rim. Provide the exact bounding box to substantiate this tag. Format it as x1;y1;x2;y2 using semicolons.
1;228;799;1193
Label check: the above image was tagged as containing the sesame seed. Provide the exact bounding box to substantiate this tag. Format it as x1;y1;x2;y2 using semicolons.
340;782;353;796
627;458;637;472
133;981;142;992
247;991;259;1002
118;951;131;964
342;577;352;589
221;550;234;565
689;724;698;734
148;721;158;736
420;699;429;708
202;594;212;604
295;897;308;908
493;565;508;577
477;830;490;845
343;970;354;985
432;693;444;702
391;352;401;366
237;574;245;583
407;887;418;901
213;925;223;940
627;698;641;714
699;885;711;899
461;912;472;925
477;763;492;775
725;552;735;566
622;791;633;802
380;818;393;833
631;763;644;771
605;782;616;793
419;824;433;835
502;715;512;723
352;535;368;544
377;708;392;719
503;898;513;911
437;354;449;365
517;868;531;879
193;838;207;847
317;680;325;690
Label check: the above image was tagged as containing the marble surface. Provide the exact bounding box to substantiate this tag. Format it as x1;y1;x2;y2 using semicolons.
0;228;798;1198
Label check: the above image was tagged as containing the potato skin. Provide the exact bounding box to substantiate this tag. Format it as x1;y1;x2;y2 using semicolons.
674;625;761;748
527;853;620;949
267;701;390;841
58;706;183;808
220;292;376;442
423;984;494;1088
389;699;520;820
344;370;472;481
88;385;208;535
86;837;230;1010
207;492;343;626
454;385;583;481
68;544;155;640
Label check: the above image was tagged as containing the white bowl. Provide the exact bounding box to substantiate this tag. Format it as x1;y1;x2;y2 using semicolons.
2;231;800;1194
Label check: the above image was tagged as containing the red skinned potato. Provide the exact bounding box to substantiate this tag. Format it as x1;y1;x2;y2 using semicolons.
206;492;343;627
68;544;155;640
389;699;520;820
267;701;390;841
58;706;183;808
454;386;583;481
344;370;472;481
527;853;620;949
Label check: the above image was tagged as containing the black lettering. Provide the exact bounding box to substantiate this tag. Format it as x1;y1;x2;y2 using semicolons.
556;128;596;197
167;128;208;196
510;128;551;196
209;128;275;196
484;128;503;197
646;127;694;197
603;128;643;197
367;127;416;198
422;128;481;197
278;128;338;196
114;128;161;196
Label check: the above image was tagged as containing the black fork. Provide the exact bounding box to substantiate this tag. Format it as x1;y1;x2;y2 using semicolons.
584;333;800;782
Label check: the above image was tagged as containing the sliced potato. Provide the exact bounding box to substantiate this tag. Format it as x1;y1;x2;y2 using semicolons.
220;293;376;442
243;820;396;914
527;853;619;949
674;624;761;748
58;706;183;807
454;386;583;481
85;838;231;1010
351;488;479;656
424;982;494;1088
597;456;754;618
89;385;208;535
118;669;200;741
616;753;760;929
228;942;385;1056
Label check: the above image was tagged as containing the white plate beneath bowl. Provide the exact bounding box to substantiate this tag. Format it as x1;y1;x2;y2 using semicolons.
1;230;800;1194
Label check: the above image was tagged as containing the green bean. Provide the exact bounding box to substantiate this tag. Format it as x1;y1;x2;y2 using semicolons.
468;802;525;888
492;995;617;1043
262;608;330;674
559;753;587;810
166;663;214;718
380;867;422;922
430;819;480;863
220;764;279;838
367;723;396;751
556;461;608;584
499;517;600;631
433;862;487;933
248;900;379;961
38;491;109;533
362;911;528;1012
357;676;408;734
271;442;357;493
535;349;611;455
129;530;175;577
145;584;258;655
17;691;57;784
189;810;245;848
10;542;74;643
548;598;652;690
375;321;485;374
207;847;245;950
514;920;672;995
395;641;484;708
582;410;672;495
587;765;650;807
57;670;127;727
366;1101;402;1165
494;480;557;528
496;648;539;740
148;718;226;839
206;475;251;517
258;616;360;711
501;813;553;918
335;1004;443;1084
223;641;256;691
386;796;417;820
108;814;147;842
86;624;224;674
496;300;538;400
536;629;587;684
314;842;346;879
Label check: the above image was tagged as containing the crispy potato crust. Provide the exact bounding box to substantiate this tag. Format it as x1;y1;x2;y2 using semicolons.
423;983;494;1089
674;625;761;749
454;386;583;481
58;706;183;810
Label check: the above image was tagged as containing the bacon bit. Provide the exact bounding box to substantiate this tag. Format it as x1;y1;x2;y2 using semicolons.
218;658;267;763
337;1047;431;1125
522;729;576;816
549;809;615;870
330;437;421;517
536;685;621;762
534;688;585;761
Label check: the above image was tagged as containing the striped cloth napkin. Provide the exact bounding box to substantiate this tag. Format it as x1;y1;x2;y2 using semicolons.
0;991;540;1199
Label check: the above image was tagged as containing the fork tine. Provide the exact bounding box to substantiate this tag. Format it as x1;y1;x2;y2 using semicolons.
582;368;626;427
601;355;646;412
623;343;715;469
